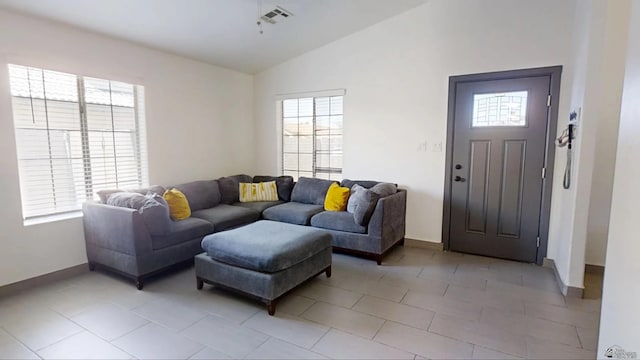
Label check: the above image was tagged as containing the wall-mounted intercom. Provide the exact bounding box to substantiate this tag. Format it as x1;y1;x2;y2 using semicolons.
556;108;580;189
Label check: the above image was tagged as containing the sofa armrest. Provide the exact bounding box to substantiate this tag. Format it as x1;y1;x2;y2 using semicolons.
82;202;153;256
367;189;407;252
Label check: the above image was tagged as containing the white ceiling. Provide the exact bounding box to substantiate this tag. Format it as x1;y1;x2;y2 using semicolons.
0;0;427;74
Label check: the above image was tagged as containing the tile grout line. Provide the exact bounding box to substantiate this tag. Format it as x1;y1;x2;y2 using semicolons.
301;300;388;341
574;325;585;349
108;319;152;343
25;301;88;353
365;320;420;359
58;305;147;359
349;295;436;331
423;318;525;359
520;306;600;329
371;319;387;339
0;325;44;359
238;309;261;326
380;319;478;358
306;325;332;351
244;334;272;359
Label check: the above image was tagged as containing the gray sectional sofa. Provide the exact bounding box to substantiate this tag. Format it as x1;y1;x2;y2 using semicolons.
83;175;406;289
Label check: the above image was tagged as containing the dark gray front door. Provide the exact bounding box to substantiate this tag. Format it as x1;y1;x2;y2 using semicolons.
449;76;550;262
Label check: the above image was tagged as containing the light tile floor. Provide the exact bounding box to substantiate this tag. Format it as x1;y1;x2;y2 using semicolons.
0;246;601;359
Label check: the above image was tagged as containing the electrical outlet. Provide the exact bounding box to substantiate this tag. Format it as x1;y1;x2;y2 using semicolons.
417;141;427;152
431;142;442;152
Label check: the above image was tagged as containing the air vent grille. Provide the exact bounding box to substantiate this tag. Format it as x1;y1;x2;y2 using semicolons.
261;6;293;24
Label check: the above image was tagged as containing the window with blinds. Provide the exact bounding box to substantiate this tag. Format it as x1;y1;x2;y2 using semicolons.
8;64;148;220
282;96;343;181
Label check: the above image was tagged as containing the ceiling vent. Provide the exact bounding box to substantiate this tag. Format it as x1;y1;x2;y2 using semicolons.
260;6;293;24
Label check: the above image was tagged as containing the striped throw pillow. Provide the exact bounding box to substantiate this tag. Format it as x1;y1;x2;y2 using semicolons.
239;181;279;202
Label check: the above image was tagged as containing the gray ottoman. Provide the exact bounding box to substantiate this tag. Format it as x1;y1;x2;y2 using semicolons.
195;220;332;315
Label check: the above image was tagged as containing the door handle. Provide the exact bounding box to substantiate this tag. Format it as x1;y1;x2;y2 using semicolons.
454;176;465;182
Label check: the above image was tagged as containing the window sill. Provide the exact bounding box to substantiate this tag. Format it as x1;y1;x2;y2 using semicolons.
23;211;83;227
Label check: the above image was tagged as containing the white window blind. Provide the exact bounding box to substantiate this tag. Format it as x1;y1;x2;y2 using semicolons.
8;64;148;220
282;95;343;181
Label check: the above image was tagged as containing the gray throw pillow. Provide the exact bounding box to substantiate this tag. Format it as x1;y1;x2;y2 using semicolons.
97;189;124;203
139;193;172;236
370;182;397;198
106;192;147;208
347;184;380;226
96;185;165;203
218;177;240;204
290;177;335;205
106;192;171;236
219;174;253;204
341;179;379;190
173;180;221;211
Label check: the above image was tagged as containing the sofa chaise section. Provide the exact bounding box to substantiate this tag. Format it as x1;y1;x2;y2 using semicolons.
82;176;262;289
311;189;407;264
83;201;213;289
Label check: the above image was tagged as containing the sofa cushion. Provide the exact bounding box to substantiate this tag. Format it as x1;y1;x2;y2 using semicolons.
370;182;398;197
233;201;283;214
341;179;379;190
311;211;367;234
106;192;172;236
151;217;213;250
218;174;252;204
290;177;335;205
253;175;295;202
173;180;221;212
347;185;380;226
262;202;324;225
97;185;166;203
163;188;191;220
191;204;260;232
239;181;279;202
201;220;331;273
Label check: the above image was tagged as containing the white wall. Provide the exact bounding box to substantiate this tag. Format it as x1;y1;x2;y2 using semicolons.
546;0;630;289
544;0;590;291
254;0;575;243
598;0;640;353
0;10;254;286
584;1;630;267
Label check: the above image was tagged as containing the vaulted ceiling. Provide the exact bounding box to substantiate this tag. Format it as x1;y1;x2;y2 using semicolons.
0;0;428;73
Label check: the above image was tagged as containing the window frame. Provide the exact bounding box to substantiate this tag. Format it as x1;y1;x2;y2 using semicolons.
280;93;344;181
8;64;148;221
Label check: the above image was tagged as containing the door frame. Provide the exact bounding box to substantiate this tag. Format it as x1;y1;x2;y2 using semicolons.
442;66;562;265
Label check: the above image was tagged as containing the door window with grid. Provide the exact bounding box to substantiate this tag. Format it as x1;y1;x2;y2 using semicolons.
8;64;148;220
282;96;343;181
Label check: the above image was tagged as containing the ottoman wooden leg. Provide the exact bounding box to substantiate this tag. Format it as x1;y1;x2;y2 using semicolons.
266;301;276;316
325;266;332;278
196;277;204;290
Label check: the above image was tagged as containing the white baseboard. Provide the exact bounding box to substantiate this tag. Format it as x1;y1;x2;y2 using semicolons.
543;258;584;298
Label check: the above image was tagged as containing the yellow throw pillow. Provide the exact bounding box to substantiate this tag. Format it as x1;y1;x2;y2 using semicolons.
163;188;191;220
239;181;279;202
324;182;350;211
